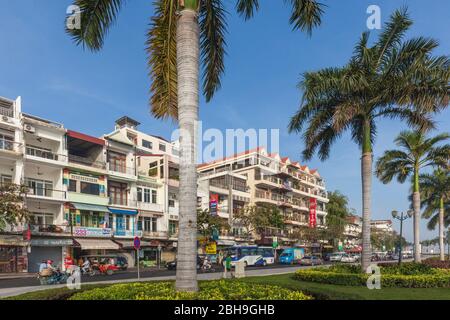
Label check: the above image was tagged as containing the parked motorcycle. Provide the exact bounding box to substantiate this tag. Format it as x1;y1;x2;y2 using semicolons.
37;268;68;285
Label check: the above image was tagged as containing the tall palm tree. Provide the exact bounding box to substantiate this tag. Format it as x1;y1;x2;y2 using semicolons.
376;131;450;262
419;169;450;261
288;8;450;271
66;0;325;292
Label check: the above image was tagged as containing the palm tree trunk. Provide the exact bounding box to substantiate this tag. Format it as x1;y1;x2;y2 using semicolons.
175;7;200;292
361;152;372;271
439;197;445;261
413;168;421;263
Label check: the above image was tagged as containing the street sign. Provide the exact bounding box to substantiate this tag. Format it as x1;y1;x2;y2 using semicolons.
205;242;217;255
134;236;141;250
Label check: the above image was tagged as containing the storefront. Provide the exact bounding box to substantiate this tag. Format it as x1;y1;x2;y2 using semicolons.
72;238;120;259
27;238;74;273
0;235;29;273
107;207;139;237
115;239;156;267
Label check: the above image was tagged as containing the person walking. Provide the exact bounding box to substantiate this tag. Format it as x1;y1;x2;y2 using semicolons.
225;254;233;279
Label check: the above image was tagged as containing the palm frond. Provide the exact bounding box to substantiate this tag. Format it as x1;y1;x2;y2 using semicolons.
66;0;125;51
147;0;178;120
286;0;324;34
235;0;259;20
200;0;228;102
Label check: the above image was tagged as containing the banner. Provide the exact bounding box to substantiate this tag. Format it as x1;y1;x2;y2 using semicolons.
205;242;217;255
309;198;317;228
210;193;219;216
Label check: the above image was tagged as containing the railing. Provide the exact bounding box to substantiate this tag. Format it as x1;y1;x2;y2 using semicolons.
68;154;106;169
29;224;69;234
0;106;14;118
26;187;67;199
108;197;138;207
108;163;136;175
137;201;163;212
0;139;21;152
26;146;67;162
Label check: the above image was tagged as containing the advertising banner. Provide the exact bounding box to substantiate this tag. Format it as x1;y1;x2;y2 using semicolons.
210;193;219;216
309;198;317;228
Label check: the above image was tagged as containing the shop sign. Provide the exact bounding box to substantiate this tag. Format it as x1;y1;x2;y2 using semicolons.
205;242;217;255
74;227;112;237
309;198;317;228
210;193;219;216
31;239;73;247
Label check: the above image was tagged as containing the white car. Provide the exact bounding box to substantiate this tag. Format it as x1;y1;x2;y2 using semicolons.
340;254;357;263
329;252;346;262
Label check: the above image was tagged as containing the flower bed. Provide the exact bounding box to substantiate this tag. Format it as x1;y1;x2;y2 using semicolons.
422;258;450;269
70;280;312;300
294;263;450;288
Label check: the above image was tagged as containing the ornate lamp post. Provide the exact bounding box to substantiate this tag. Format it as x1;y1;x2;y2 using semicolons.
391;209;413;265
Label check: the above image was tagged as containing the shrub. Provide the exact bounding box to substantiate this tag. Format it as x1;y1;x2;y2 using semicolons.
294;268;450;288
70;280;312;300
422;258;450;269
378;262;434;275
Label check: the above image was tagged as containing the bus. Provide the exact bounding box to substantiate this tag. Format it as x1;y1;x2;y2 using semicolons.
224;245;275;267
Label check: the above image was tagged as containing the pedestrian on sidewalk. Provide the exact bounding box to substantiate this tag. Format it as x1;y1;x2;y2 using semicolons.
223;254;234;279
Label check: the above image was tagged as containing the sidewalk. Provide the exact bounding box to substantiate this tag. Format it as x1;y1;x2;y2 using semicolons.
0;273;36;281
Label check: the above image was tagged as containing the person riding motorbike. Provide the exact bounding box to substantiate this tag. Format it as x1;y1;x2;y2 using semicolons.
81;258;91;274
202;256;213;271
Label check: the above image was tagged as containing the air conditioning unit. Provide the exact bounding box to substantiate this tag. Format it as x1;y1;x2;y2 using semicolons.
2;115;9;122
24;124;36;133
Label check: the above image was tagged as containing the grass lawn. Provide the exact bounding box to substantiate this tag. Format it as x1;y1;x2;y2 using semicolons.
4;273;450;300
241;273;450;300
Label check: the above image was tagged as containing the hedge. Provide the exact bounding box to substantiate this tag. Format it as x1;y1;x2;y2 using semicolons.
294;268;450;288
422;258;450;270
70;280;312;300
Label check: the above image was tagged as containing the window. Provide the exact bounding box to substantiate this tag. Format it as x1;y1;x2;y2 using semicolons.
142;140;152;149
168;200;175;208
0;175;12;186
80;182;100;196
137;187;142;202
30;213;54;226
25;178;53;197
152;190;157;203
144;189;150;203
140;217;157;232
169;221;177;235
159;143;166;152
68;180;77;192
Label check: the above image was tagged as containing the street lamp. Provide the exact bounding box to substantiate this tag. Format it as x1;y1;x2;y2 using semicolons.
391;209;413;265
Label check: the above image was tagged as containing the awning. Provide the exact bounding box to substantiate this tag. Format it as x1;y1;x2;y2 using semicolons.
70;203;109;212
108;207;138;215
0;235;29;247
139;210;164;217
217;240;236;246
74;238;120;250
31;238;74;247
115;240;157;248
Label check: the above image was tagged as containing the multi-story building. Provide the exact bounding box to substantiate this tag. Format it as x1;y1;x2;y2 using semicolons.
0;96;182;273
370;219;393;234
197;147;329;248
344;214;362;249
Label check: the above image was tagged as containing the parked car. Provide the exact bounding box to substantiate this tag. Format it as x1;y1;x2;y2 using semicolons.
340;254;357;263
166;256;203;270
329;252;346;262
298;256;323;266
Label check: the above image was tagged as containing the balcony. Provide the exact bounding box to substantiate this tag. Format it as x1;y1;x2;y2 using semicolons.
108;197;137;208
69;154;106;170
137;201;163;213
107;163;137;179
141;231;168;239
0;102;14;118
113;229;143;238
0;139;21;155
25;145;67;164
26;187;67;201
29;224;69;235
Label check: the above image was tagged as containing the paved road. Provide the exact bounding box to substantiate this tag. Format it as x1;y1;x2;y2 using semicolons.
0;263;317;298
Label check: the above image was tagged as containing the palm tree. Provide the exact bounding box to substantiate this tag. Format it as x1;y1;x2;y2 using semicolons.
66;0;325;292
376;131;450;262
419;169;450;261
288;8;450;271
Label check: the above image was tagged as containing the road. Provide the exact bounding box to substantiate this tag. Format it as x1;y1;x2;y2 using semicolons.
0;263;317;298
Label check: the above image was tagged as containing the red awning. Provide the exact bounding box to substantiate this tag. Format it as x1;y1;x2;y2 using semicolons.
67;130;105;146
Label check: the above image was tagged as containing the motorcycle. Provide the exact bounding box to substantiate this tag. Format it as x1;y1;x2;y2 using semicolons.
37;268;68;285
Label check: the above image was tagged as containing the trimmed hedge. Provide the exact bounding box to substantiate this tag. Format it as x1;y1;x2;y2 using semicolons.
294;266;450;288
70;280;312;300
423;258;450;269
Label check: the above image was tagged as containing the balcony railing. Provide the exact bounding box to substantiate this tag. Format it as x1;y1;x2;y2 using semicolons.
108;163;136;175
137;201;163;212
0;139;21;152
69;154;106;169
108;197;138;207
141;231;168;238
26;146;67;162
26;187;67;199
29;224;69;234
0;105;14;118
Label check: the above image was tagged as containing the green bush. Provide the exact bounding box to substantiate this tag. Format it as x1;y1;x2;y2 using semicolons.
378;262;434;275
294;268;450;288
70;280;312;300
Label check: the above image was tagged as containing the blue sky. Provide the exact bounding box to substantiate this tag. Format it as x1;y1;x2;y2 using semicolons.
0;0;449;241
